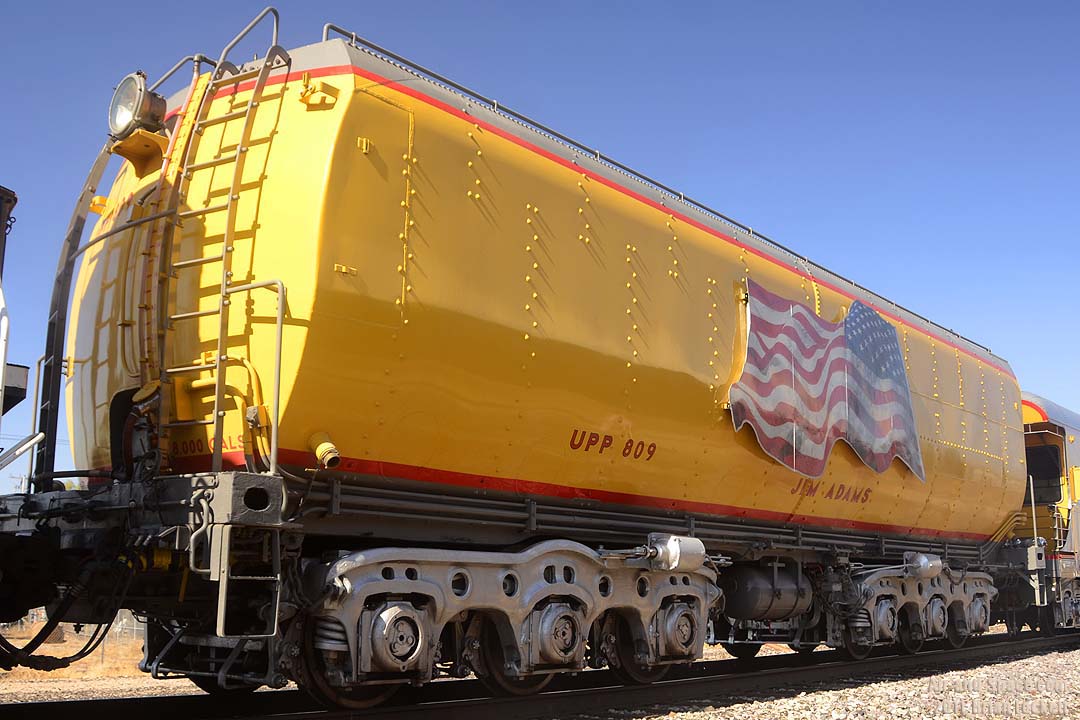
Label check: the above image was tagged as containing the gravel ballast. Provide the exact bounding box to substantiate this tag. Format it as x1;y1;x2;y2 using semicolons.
571;646;1080;720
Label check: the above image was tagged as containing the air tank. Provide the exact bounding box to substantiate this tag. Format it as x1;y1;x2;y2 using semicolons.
719;565;813;621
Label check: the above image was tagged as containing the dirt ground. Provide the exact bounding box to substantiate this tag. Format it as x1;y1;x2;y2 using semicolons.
0;620;196;703
1;621;146;681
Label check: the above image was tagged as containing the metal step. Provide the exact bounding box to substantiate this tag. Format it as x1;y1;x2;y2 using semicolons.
163;418;215;428
210;66;261;87
196;107;252;130
170;307;220;322
172;253;224;270
186;154;240;174
178;203;228;219
164;363;216;376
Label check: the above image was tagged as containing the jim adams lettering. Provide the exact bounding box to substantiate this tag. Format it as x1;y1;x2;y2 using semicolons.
790;477;873;504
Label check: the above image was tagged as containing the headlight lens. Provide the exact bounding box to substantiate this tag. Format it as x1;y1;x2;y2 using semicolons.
107;72;165;139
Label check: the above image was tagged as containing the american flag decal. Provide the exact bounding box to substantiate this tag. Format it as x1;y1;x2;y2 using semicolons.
729;280;925;481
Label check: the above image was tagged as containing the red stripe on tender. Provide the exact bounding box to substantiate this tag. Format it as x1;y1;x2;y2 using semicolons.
263;448;988;541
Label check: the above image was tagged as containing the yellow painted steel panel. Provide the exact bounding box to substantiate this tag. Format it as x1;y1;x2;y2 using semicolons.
66;63;1027;541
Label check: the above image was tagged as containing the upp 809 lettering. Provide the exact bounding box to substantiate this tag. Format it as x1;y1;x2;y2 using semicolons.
569;429;656;460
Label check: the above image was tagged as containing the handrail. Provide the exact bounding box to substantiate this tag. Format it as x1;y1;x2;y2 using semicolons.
0;433;46;476
216;7;279;71
322;23;357;44
33;143;113;488
224;280;285;475
71;208;176;261
25;354;44;481
148;54;216;93
321;22;996;357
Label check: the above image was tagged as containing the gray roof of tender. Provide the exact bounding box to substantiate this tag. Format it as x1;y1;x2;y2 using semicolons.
328;38;1013;373
163;34;1012;374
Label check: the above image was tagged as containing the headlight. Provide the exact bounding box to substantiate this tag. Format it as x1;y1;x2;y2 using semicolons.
107;72;166;139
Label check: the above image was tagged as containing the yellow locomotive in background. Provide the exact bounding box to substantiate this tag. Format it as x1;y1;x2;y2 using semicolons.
0;8;1074;707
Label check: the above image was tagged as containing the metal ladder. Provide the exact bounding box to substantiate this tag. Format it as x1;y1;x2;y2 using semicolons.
1053;507;1068;551
156;10;289;472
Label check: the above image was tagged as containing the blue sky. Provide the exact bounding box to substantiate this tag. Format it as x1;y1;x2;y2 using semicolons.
1;2;1077;488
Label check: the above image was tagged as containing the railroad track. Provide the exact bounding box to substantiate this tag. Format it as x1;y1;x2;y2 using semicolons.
8;632;1079;720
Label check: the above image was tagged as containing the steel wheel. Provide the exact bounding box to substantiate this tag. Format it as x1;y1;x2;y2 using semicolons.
945;621;968;649
476;620;553;697
840;626;872;660
302;678;399;710
298;617;401;709
609;616;670;684
897;613;923;655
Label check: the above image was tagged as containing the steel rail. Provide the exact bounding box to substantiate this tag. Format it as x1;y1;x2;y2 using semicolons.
299;633;1080;720
4;632;1076;720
